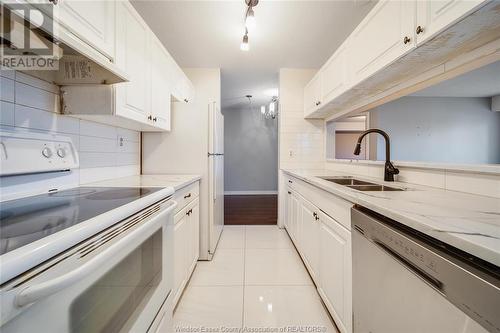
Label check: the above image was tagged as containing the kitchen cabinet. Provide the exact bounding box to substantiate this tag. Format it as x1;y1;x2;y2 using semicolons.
320;44;348;105
348;0;416;87
114;1;151;126
57;0;116;59
302;0;496;120
298;197;320;284
282;173;353;332
415;0;486;45
172;182;200;307
303;72;322;117
318;211;352;333
172;66;195;104
151;34;173;131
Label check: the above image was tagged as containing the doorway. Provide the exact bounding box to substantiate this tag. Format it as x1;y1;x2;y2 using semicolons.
221;97;279;225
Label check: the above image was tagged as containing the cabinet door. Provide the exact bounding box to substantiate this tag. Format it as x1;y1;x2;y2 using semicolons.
298;197;320;283
58;0;115;59
173;209;188;303
318;213;352;333
348;0;416;86
321;44;348;104
114;1;151;124
290;191;299;245
416;0;486;45
303;73;321;117
188;198;200;270
284;188;291;230
151;35;172;131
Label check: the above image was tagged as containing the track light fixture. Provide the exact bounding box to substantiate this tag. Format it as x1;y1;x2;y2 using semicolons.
241;0;258;51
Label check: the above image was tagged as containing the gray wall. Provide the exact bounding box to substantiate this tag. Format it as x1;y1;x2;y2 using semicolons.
222;107;278;192
370;96;500;164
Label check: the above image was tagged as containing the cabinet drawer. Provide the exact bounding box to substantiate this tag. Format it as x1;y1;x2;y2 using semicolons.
285;175;353;230
173;181;199;212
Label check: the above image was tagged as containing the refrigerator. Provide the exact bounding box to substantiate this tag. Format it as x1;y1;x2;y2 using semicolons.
207;100;224;258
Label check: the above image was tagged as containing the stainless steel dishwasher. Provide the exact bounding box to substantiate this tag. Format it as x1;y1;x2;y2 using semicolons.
351;206;500;333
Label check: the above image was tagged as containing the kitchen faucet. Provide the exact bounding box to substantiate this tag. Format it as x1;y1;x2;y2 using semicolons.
353;129;399;182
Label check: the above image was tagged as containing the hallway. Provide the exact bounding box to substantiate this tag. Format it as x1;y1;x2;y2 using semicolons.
172;225;337;332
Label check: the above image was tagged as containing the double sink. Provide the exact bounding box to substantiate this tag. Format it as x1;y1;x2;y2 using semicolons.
318;176;405;192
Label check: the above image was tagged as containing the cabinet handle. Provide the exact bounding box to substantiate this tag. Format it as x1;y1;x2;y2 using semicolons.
49;0;58;4
313;212;317;218
153;117;157;122
184;98;189;103
416;26;424;35
184;193;191;199
287;191;291;195
288;180;292;184
318;101;321;106
147;115;152;120
403;36;411;45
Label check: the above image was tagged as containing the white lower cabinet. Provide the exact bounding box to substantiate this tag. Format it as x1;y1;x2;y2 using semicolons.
284;175;353;333
172;192;200;307
318;212;352;333
298;197;320;284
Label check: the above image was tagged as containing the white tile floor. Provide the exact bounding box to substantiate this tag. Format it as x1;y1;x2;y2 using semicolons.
171;225;338;333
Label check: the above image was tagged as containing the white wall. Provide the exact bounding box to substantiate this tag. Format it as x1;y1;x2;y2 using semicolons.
370;96;500;164
0;70;140;200
222;107;278;193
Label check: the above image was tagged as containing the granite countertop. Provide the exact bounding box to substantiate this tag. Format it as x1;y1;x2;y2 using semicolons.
282;169;500;267
85;174;201;191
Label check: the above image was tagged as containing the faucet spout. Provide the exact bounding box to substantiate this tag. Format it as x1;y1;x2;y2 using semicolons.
353;128;399;182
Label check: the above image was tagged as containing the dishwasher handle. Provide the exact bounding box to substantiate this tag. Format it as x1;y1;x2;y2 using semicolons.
15;200;177;307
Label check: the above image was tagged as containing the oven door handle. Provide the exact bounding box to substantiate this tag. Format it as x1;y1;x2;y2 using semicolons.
15;200;177;308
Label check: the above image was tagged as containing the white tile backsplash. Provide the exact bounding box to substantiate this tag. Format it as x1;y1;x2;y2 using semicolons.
0;71;141;199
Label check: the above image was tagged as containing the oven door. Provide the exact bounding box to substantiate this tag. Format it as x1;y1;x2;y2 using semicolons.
1;199;176;333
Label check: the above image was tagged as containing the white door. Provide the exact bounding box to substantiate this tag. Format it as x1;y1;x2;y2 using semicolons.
318;213;352;333
58;0;115;59
298;197;320;283
416;0;486;45
173;209;188;304
348;0;416;87
304;73;321;117
151;35;172;131
114;1;151;125
321;44;348;103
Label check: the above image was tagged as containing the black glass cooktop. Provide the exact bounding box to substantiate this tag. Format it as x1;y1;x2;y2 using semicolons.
0;187;163;255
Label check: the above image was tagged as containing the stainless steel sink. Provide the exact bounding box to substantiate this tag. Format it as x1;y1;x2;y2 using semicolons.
346;185;404;191
318;176;405;191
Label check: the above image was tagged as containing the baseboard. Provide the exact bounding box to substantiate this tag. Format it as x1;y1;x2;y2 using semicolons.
224;190;278;195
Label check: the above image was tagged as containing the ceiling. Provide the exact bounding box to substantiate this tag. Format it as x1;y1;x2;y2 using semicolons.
131;0;376;110
411;60;500;98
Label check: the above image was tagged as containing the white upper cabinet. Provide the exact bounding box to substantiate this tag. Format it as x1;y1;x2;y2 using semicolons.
348;0;416;86
303;73;321;117
114;1;151;125
415;0;486;45
172;66;195;104
151;34;173;131
57;0;115;59
321;43;349;105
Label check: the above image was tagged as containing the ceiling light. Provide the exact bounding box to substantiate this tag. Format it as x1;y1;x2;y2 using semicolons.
245;7;256;31
240;34;249;51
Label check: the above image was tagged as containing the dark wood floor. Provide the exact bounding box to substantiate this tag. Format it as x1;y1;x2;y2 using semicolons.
224;195;277;225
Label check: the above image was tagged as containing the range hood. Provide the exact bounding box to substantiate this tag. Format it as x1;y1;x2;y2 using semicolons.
1;2;128;85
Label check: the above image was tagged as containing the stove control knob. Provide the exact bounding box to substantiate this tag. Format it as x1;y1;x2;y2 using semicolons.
42;147;52;158
57;148;66;158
